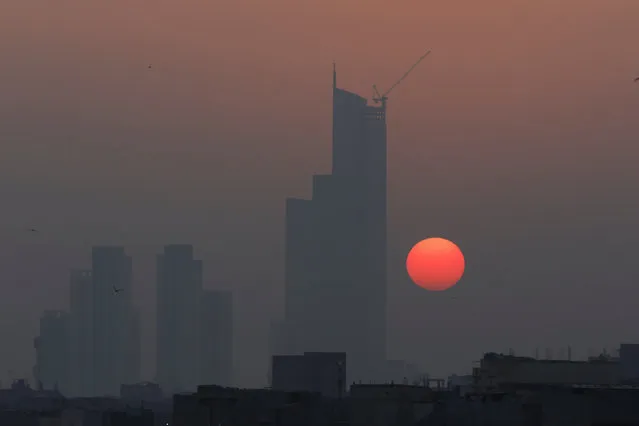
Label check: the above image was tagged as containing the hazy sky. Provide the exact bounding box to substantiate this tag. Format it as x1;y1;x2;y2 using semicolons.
2;0;639;388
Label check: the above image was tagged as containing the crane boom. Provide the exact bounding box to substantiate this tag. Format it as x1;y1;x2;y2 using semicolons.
372;50;431;105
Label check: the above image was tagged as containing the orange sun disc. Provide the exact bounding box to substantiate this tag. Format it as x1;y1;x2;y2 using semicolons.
406;237;465;291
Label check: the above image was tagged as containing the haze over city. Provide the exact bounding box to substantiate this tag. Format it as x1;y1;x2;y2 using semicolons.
2;0;639;390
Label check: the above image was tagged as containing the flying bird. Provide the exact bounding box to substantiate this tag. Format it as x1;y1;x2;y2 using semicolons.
26;228;39;233
112;285;123;294
634;77;639;82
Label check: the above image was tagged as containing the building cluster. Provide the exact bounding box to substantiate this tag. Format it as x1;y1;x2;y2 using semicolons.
6;344;639;425
33;244;233;398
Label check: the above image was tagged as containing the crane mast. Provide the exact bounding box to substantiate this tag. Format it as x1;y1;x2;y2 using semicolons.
372;50;431;106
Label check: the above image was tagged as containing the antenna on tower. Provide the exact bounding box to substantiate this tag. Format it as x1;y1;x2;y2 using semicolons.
333;61;336;90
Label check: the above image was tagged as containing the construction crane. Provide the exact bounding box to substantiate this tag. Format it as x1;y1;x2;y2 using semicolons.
372;50;431;106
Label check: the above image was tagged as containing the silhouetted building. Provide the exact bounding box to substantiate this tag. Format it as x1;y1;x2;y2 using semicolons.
200;290;233;387
68;269;93;397
619;343;639;384
156;244;203;394
92;246;140;396
271;352;346;397
350;384;437;426
474;352;620;392
279;67;387;381
33;310;70;394
268;319;288;385
447;374;473;396
173;385;326;426
106;408;154;426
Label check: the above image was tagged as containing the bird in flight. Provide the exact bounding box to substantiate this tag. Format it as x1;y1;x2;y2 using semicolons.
634;77;639;82
26;228;39;233
112;285;123;294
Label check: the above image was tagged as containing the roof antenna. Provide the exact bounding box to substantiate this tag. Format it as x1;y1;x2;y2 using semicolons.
333;61;336;90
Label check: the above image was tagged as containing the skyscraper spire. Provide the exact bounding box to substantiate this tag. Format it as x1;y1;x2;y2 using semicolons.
333;61;336;90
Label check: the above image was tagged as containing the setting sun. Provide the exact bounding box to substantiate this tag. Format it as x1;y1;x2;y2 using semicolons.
406;237;465;291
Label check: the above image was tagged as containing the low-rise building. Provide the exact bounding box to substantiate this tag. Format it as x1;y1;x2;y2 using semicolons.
271;352;346;397
447;374;473;396
349;384;440;426
619;343;639;384
173;385;329;426
474;352;620;392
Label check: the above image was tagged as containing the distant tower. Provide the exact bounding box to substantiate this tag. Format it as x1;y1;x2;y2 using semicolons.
91;246;138;396
69;269;93;397
281;64;389;381
33;311;70;394
156;245;202;394
199;290;233;387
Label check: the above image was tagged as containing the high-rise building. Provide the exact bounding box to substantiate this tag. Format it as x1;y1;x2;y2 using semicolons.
280;67;387;381
68;269;93;397
199;290;233;387
156;245;202;394
33;310;70;393
92;246;139;396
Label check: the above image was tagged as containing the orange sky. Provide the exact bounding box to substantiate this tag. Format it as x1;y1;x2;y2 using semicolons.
2;0;639;386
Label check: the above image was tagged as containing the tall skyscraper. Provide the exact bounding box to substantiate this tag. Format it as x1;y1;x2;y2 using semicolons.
68;269;94;397
199;290;233;387
156;244;202;394
280;67;387;381
91;246;139;396
33;310;70;393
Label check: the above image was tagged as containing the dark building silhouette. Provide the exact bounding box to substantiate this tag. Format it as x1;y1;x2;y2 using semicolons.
271;352;346;397
92;246;140;396
105;408;154;426
33;310;70;393
156;244;203;393
200;290;234;387
278;66;387;381
68;269;94;397
619;343;639;383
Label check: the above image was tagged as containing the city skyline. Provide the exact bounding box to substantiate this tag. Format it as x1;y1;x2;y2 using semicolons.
2;0;639;390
